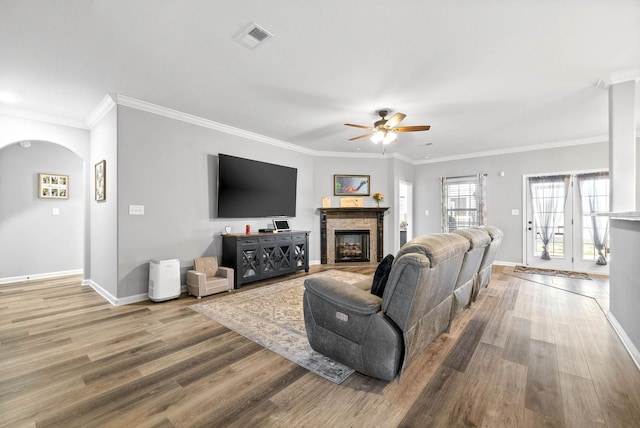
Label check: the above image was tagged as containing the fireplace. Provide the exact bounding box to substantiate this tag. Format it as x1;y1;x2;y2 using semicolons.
335;230;370;262
319;207;388;264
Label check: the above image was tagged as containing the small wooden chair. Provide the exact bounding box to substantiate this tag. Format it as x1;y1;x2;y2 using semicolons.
186;257;234;298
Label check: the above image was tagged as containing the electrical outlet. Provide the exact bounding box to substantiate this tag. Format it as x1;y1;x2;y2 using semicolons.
129;205;145;215
52;208;59;216
512;209;519;216
424;210;430;216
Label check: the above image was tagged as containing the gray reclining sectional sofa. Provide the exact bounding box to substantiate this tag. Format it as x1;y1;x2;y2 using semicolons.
303;227;502;381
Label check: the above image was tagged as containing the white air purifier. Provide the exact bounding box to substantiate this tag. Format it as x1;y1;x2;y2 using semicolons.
149;258;181;302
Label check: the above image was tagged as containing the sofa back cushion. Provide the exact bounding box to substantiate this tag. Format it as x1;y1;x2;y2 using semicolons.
395;233;470;268
452;228;491;288
476;226;503;270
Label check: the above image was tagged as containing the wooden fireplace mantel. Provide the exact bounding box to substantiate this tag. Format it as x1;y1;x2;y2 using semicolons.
318;207;388;264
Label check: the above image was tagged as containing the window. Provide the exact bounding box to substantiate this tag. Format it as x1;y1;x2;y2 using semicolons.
441;174;487;232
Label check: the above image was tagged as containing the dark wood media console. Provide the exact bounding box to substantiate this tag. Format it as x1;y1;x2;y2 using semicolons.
221;230;310;288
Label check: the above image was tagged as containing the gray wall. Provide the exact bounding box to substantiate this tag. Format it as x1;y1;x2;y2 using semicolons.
609;219;640;361
412;142;610;264
2;107;627;302
108;108;615;301
88;107;119;298
115;106;316;299
0;141;84;278
311;154;394;256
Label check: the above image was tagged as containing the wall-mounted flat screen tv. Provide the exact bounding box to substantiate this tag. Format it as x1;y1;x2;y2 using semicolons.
217;154;297;218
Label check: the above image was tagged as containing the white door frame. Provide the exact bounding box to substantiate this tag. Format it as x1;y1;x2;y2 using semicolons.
399;180;413;248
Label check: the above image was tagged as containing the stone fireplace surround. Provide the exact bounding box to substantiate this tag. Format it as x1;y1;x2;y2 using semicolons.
318;207;388;264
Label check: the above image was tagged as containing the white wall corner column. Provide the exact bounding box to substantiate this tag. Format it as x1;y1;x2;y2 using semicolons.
608;216;640;371
608;79;637;211
606;69;640;370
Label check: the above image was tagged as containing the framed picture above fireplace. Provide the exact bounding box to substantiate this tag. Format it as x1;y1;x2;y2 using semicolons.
334;174;370;196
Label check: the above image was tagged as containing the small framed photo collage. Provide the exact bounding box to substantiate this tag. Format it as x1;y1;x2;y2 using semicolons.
38;173;69;199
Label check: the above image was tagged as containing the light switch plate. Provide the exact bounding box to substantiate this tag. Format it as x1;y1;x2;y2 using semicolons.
52;208;59;216
512;209;519;216
129;205;145;215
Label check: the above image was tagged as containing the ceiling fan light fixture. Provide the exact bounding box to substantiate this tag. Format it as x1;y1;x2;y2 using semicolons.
382;132;397;145
371;130;385;144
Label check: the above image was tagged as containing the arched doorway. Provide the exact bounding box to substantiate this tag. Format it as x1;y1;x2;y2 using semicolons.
0;140;85;281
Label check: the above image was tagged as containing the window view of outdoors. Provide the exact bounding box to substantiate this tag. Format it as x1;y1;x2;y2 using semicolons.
443;175;483;232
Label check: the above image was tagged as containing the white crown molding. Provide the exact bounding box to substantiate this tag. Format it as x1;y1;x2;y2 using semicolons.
85;94;117;129
415;135;609;165
0;106;88;130
81;93;620;165
392;152;415;164
112;94;317;156
313;150;396;159
608;66;640;85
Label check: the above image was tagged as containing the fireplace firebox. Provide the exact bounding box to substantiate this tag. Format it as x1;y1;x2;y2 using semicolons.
335;230;370;262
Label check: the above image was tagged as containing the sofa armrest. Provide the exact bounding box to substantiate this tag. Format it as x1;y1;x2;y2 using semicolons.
186;270;206;287
217;266;234;287
216;266;233;278
304;276;381;315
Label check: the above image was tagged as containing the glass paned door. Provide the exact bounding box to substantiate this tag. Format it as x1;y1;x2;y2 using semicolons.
525;171;610;274
526;174;572;270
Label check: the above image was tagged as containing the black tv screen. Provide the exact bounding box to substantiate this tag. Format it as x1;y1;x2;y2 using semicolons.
217;154;297;218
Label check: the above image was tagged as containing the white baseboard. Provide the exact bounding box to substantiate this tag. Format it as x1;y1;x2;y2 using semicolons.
607;311;640;372
82;278;148;306
0;269;83;285
82;279;118;305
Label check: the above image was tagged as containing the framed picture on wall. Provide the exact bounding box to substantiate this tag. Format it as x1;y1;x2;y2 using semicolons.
334;174;370;196
95;160;106;201
38;173;69;199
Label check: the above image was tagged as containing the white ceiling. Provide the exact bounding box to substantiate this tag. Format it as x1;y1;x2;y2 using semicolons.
1;0;639;161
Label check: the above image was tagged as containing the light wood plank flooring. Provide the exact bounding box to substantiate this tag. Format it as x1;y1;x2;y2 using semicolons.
1;265;639;427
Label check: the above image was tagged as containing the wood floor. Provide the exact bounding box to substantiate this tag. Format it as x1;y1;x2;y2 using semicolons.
1;265;639;427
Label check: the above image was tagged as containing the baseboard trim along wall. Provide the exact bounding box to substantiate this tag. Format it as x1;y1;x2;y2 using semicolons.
82;279;118;305
83;278;187;306
607;311;640;372
0;269;83;285
82;278;148;306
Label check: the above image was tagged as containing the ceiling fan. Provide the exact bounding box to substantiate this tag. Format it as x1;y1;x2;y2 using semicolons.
345;110;430;145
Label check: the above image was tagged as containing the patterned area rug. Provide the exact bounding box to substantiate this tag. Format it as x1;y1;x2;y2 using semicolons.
513;265;591;280
190;270;370;384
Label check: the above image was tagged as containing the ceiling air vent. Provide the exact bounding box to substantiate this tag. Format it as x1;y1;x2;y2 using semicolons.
234;23;273;50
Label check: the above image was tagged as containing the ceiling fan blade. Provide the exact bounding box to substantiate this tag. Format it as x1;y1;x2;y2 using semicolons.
344;123;372;130
383;113;406;129
393;125;431;132
348;133;374;141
